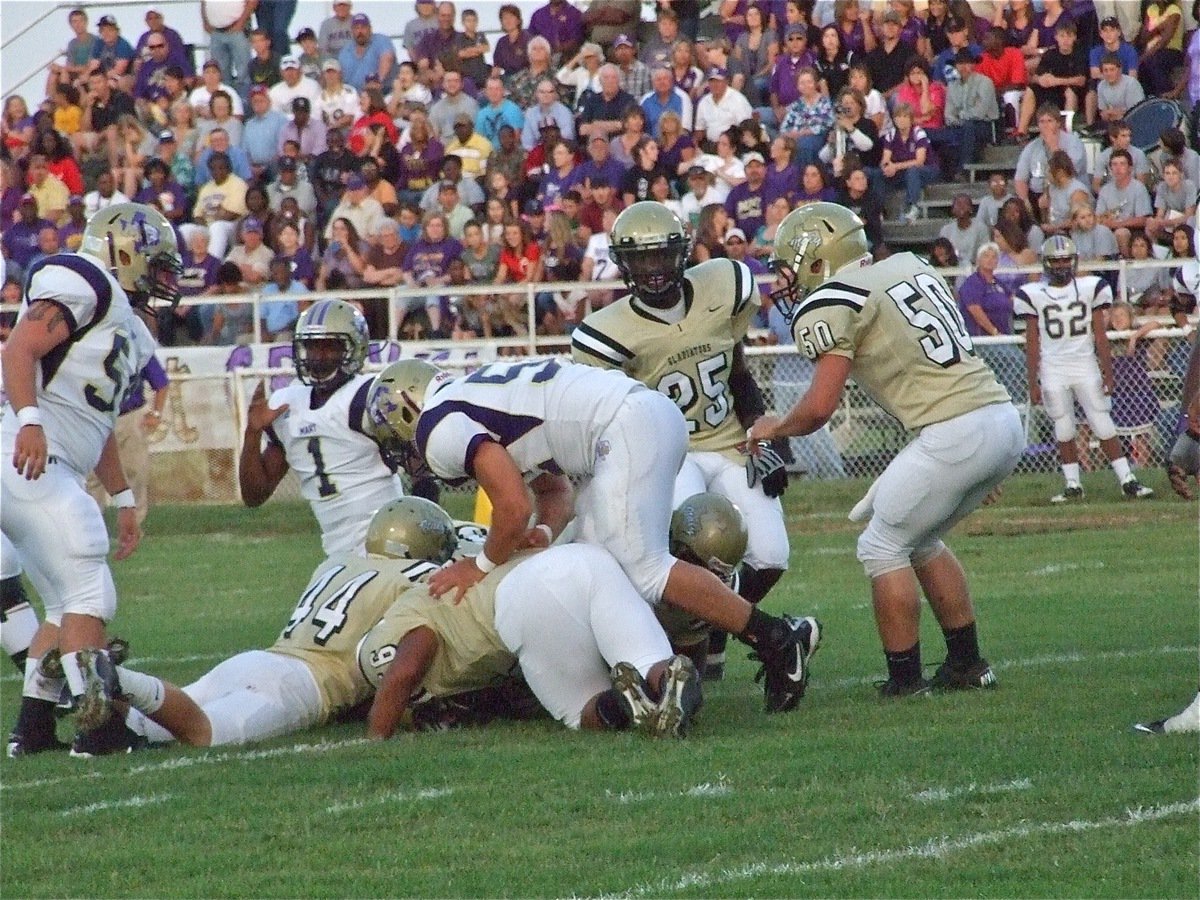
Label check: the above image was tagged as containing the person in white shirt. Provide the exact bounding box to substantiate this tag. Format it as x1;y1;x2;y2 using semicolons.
315;59;360;131
83;171;131;218
189;59;245;119
270;56;322;117
692;67;753;150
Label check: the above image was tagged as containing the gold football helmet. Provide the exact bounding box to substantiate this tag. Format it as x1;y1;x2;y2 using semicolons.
364;497;457;563
292;299;370;386
771;202;870;319
609;201;691;305
367;359;451;475
80;202;182;308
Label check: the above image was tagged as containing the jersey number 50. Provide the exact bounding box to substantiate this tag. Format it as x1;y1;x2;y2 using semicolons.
886;275;974;368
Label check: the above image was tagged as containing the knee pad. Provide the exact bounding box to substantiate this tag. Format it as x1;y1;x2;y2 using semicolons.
1084;409;1118;442
857;528;913;579
1052;412;1079;444
737;566;784;605
911;540;948;570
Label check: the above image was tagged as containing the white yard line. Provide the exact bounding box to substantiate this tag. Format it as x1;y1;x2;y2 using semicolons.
911;778;1033;803
127;737;367;774
607;776;732;804
604;798;1200;898
61;793;173;817
325;786;453;814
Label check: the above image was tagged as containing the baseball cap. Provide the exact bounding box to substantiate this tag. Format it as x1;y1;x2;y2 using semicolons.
249;84;269;97
590;176;611;189
687;165;707;178
98;14;118;27
882;10;902;24
279;157;298;171
351;12;371;25
19;193;36;204
292;96;311;112
68;194;84;206
954;47;980;64
524;199;544;215
295;26;317;42
157;127;176;141
345;174;366;189
725;228;747;242
1100;15;1121;29
145;7;163;16
242;217;264;234
786;23;807;37
706;66;728;81
743;151;765;165
323;58;342;72
203;59;221;71
281;55;300;70
613;33;634;49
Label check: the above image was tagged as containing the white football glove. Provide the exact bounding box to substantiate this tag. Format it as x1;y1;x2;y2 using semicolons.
745;441;788;498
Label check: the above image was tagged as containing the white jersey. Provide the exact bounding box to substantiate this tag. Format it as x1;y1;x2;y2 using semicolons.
417;358;639;484
1013;275;1112;375
266;373;404;555
0;252;140;476
1172;260;1200;297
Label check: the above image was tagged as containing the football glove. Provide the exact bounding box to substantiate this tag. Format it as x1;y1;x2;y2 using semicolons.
745;440;788;498
1168;428;1200;500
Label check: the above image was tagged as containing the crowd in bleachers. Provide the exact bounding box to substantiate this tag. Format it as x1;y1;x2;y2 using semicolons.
2;0;1200;348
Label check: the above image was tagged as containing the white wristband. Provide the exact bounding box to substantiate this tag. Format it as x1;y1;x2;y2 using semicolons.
15;406;42;428
474;550;497;574
535;523;553;543
112;489;136;509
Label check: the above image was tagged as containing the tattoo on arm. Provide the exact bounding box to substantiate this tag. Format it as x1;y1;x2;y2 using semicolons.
25;302;67;333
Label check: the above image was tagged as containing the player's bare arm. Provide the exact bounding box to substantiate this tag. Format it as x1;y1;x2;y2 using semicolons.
749;355;852;442
4;300;73;480
524;473;573;548
429;442;529;603
239;381;290;506
366;626;440;740
94;432;142;561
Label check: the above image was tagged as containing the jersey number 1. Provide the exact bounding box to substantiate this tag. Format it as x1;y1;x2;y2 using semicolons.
306;437;338;497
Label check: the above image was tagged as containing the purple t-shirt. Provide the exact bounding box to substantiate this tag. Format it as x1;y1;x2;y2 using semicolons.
403;238;464;278
396;139;445;193
659;134;695;177
724;182;769;236
765;163;800;205
837;20;870;54
493;30;530;76
882;126;931;166
770;54;816;107
577;158;629;190
898;16;926;49
529;2;585;55
280;248;316;287
2;219;53;269
178;253;221;297
957;272;1014;335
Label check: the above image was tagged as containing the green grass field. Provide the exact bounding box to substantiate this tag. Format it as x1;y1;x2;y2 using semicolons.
2;471;1197;898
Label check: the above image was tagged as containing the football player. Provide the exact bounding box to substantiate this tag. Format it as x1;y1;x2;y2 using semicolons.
368;358;815;713
571;202;791;679
238;299;406;556
1016;236;1153;503
749;202;1022;696
0;534;38;674
107;498;463;750
362;542;704;737
3;202;181;756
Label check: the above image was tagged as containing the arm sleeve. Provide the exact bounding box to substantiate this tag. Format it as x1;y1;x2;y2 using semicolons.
729;341;767;428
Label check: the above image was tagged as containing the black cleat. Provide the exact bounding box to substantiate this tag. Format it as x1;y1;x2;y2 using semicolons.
7;727;68;758
752;615;809;713
655;655;703;738
1121;478;1153;499
931;658;998;691
876;677;933;698
70;713;146;758
1050;484;1084;504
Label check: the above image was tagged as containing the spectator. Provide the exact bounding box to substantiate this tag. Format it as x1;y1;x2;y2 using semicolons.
323;173;384;244
1156;126;1200;191
832;0;875;56
577;64;635;144
1015;19;1087;136
994;0;1038;63
534;140;580;209
57;194;87;251
521;81;575;151
606;106;647;169
316;59;359;131
693;67;754;150
1092;120;1151;194
429;70;480;143
992;219;1037;294
338;13;397;90
863;11;911;96
226;217;273;285
1069;201;1120;271
190;59;246;120
75;70;136;168
208;261;255;345
270;55;321;115
1095;148;1153;258
88;14;137;89
247;29;282;92
934;194;985;269
641;67;695;137
556;42;604;110
529;0;585;61
134;159;188;234
977;26;1028;126
1000;195;1045;255
445;113;492;181
320;0;356;58
474;77;525;147
277;97;327;163
243;86;288;181
657;109;696;179
1094;52;1145;128
819;85;883;181
2;195;52;271
459;217;501;290
186;151;249;258
958;241;1015;337
751;193;792;259
509;36;557;110
729;6;779;105
197;90;246;152
197;128;253;185
780;66;836;166
932;15;982;84
814;24;854;99
36;130;84;196
723;150;770;235
722;226;766;279
575;132;627;197
1089;14;1140;90
944;48;997;172
493;4;531;80
347;88;396;156
80;168;125;221
402;212;463;335
619;138;669;207
52;85;85;138
201;1;255;99
704;128;747;193
421;155;484;210
253;0;296;70
690;202;731;263
356;217;408;334
639;7;681;71
166;230;221;345
492;219;542;334
1146;158;1197;244
611;34;652;101
579;177;624;235
273;217;315;282
895;56;948;139
1121;232;1171;311
135;27;181;103
431;180;473;238
46;9;97;97
1014;102;1087;214
455;8;492;89
166;101;201;165
295;27;327;82
670;40;707;103
1135;0;1184;98
1040;150;1092;236
523;197;549;242
413;2;462;76
151;127;194;194
762;134;799;204
264;156;314;216
260;256;305;341
835;165;884;250
396;111;445;205
578;206;621;311
316;216;368;289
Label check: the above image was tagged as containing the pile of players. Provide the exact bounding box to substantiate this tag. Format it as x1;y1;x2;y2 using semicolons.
4;196;1197;757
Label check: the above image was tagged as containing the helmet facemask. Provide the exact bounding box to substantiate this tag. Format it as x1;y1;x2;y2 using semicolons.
612;235;690;308
1044;253;1076;287
138;248;184;310
293;335;358;386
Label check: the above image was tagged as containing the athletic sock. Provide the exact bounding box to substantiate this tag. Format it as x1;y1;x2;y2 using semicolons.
738;607;790;651
594;689;633;730
1111;456;1132;484
885;643;923;685
115;666;165;714
943;622;981;669
62;649;110;700
23;655;64;702
1062;462;1081;486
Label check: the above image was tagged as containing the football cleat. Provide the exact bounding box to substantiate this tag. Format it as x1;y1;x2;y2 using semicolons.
1050;484;1084;504
655;655;703;738
610;662;660;734
1133;719;1168;735
796;616;823;668
1121;478;1154;499
876;677;933;698
931;658;998;691
7;727;68;758
751;615;810;713
70;713;146;758
72;648;121;733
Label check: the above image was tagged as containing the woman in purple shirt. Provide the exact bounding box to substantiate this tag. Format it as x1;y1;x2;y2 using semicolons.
958;240;1027;400
396;112;444;205
493;4;531;78
835;0;876;55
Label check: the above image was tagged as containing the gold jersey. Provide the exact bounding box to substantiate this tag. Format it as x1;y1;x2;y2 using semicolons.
356;554;533;700
571;257;760;457
791;253;1010;431
269;555;442;720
